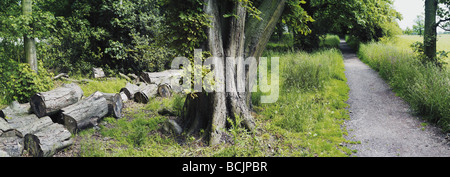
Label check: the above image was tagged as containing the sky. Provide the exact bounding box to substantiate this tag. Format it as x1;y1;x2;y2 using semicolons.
393;0;424;30
393;0;445;33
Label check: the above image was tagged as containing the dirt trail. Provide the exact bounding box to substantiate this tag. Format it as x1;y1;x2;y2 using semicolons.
340;39;450;157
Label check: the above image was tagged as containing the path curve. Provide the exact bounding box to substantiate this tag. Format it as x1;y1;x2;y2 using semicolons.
340;39;450;157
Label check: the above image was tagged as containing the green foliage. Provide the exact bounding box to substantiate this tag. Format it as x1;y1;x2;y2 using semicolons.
0;59;53;104
358;41;450;132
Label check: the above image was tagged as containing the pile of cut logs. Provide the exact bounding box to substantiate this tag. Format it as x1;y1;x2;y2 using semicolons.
0;69;182;157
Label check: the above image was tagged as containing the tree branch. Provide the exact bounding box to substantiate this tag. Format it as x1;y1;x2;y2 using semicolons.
435;17;450;27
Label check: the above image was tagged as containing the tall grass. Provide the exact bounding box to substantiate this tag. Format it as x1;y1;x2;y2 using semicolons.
358;42;450;132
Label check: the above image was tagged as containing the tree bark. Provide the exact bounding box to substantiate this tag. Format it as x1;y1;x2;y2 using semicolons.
30;83;84;118
23;123;72;157
120;83;140;100
0;101;31;119
134;84;158;104
424;0;438;64
101;92;124;119
22;0;38;73
0;137;23;157
62;91;108;134
181;0;285;146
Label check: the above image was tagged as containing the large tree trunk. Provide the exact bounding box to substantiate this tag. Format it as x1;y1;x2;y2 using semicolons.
30;83;84;118
424;0;438;64
22;0;38;73
182;0;285;146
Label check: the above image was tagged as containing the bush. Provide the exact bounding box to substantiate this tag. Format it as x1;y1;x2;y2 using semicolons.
0;60;54;104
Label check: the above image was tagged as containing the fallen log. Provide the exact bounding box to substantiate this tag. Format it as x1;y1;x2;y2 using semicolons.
101;92;123;119
62;91;108;134
120;82;139;100
52;73;69;80
23;123;72;157
30;83;84;118
16;116;53;138
118;73;132;82
140;69;182;85
92;67;106;78
134;84;158;104
119;92;128;102
0;101;31;119
158;84;172;98
0;137;23;157
0;118;14;137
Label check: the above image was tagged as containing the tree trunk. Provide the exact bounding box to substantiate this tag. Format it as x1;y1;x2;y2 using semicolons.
23;123;72;157
30;83;84;118
101;92;124;119
424;0;438;64
62;91;108;134
181;0;285;146
134;84;158;104
0;101;31;119
22;0;38;73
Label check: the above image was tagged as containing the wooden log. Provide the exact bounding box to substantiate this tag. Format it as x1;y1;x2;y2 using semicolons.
140;69;182;84
23;123;72;157
120;82;139;100
92;67;106;78
0;137;23;157
16;116;53;138
101;92;123;119
158;84;172;98
30;83;84;118
52;73;69;80
119;91;128;102
62;91;108;134
0;118;14;137
118;73;132;82
0;101;31;119
134;84;158;104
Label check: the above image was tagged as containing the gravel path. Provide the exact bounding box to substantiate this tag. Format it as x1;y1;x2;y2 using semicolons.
340;39;450;157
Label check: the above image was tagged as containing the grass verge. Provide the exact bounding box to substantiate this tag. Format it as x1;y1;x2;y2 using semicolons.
358;42;450;132
70;49;353;157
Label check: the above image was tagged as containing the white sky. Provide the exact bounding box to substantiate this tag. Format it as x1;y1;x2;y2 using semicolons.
393;0;445;32
393;0;424;30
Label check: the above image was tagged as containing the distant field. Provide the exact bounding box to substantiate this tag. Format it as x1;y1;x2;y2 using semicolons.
395;35;450;65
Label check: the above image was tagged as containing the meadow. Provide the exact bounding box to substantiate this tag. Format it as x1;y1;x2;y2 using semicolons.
392;34;450;66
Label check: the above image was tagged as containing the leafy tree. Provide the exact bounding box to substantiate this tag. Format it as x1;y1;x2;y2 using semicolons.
412;15;424;35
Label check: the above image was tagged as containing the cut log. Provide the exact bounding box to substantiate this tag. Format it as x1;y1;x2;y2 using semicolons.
16;116;53;138
0;101;31;119
23;123;72;157
101;92;123;119
52;73;69;80
0;118;14;137
158;84;172;98
30;83;84;118
62;91;108;134
120;82;139;100
118;73;132;82
134;84;158;104
92;67;106;78
140;69;182;85
119;91;128;102
0;137;23;157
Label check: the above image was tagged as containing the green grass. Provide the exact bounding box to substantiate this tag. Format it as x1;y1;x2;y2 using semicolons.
77;48;353;157
391;35;450;67
319;34;341;49
358;41;450;132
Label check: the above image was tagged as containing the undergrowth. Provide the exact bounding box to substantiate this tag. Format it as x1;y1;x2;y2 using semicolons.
76;49;353;157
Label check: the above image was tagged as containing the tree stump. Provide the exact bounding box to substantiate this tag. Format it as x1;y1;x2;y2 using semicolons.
30;83;84;118
101;92;123;119
23;123;72;157
134;84;158;104
62;91;108;134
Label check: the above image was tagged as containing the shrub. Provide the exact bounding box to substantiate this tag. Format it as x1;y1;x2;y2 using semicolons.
0;60;54;104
